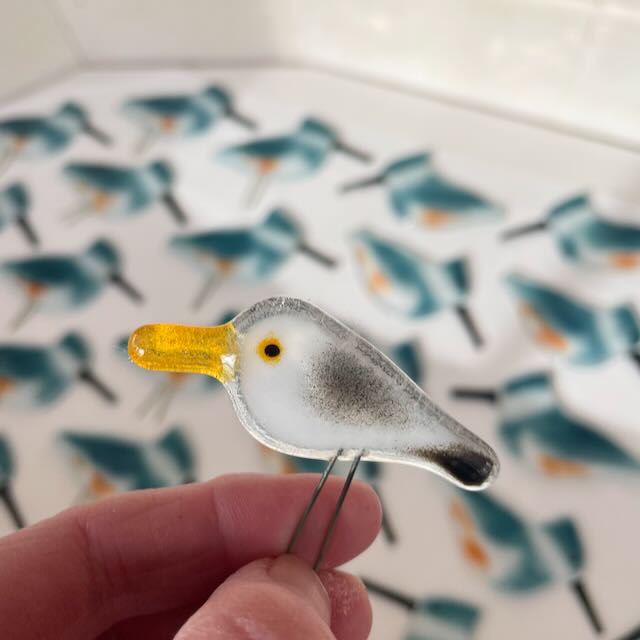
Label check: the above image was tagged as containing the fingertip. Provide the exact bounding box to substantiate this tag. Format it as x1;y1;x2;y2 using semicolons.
175;555;335;640
266;555;331;623
318;570;372;640
215;474;383;569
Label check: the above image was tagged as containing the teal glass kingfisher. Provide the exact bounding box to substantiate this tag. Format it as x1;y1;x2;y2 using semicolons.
0;183;38;247
351;229;483;347
452;371;640;479
60;426;195;501
341;152;502;229
364;578;481;640
0;332;116;408
0;434;24;529
115;310;235;421
0;237;143;330
170;208;335;309
122;85;256;154
503;194;640;270
448;489;602;632
0;101;110;175
218;117;372;206
505;273;640;366
62;160;188;226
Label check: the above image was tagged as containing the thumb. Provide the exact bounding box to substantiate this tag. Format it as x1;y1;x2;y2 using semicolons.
175;555;335;639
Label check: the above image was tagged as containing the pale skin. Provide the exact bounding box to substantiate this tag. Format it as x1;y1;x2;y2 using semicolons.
0;474;382;639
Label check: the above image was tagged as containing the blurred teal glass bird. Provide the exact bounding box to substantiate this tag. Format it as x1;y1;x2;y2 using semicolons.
62;160;188;226
170;208;335;310
342;152;502;229
351;230;483;347
0;238;143;331
122;85;256;154
0;434;24;529
364;579;481;640
60;426;195;502
0;183;38;247
0;332;116;408
218;117;372;206
0;101;110;176
448;489;602;632
503;194;640;270
505;273;640;366
452;371;640;478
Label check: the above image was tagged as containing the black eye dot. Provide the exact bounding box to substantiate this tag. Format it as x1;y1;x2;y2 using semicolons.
264;343;280;358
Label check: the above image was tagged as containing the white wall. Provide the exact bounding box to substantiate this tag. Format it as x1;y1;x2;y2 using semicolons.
0;0;78;100
1;0;639;145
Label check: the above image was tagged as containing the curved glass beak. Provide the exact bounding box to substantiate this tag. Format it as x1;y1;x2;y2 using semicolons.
128;322;239;383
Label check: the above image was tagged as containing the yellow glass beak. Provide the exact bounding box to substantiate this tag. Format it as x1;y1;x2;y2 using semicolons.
128;322;239;383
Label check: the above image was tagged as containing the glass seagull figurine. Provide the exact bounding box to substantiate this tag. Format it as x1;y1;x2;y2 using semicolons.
0;183;38;247
452;371;640;479
122;85;256;154
0;237;143;331
341;152;503;229
351;230;484;348
128;297;499;567
61;160;189;226
0;101;110;176
505;273;640;367
502;194;640;270
218;117;372;207
0;332;116;408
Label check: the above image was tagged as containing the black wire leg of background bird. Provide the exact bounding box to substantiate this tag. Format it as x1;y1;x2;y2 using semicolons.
227;107;257;130
298;242;337;269
376;489;397;544
339;174;383;194
450;387;498;403
454;305;483;348
629;350;640;373
110;273;144;303
501;220;548;241
83;122;112;146
361;577;416;610
15;216;39;247
162;193;188;226
313;452;362;570
78;369;118;404
335;140;373;164
571;577;603;635
615;622;640;640
0;484;25;529
192;274;221;311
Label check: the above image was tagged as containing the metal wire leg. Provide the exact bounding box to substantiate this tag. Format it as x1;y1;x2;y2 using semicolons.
313;452;363;570
287;449;342;554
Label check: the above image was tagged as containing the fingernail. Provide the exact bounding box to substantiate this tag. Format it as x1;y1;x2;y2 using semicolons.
268;554;331;623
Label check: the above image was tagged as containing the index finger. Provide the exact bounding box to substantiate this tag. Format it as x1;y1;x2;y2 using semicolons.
0;473;381;640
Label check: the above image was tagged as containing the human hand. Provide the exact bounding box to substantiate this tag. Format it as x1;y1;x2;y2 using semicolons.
0;473;381;639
